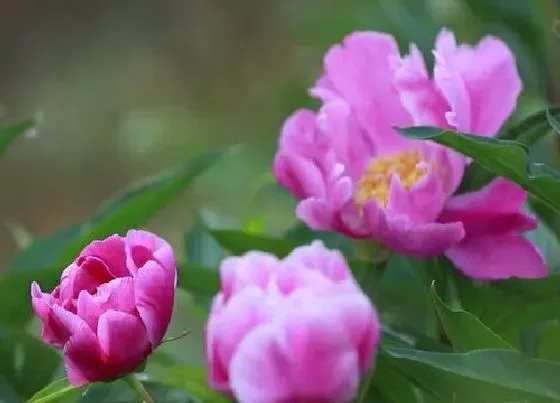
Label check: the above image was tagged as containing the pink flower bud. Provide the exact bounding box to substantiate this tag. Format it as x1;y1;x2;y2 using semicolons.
206;241;380;403
31;230;177;386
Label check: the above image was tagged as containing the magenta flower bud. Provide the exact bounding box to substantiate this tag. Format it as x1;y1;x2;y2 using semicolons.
31;230;177;386
273;29;547;279
206;241;381;403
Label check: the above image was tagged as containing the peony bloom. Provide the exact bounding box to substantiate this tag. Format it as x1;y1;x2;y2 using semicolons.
31;230;177;386
274;29;547;279
206;241;380;403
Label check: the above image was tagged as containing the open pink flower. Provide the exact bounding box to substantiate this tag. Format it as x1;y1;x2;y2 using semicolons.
31;230;177;386
206;241;380;403
274;29;547;279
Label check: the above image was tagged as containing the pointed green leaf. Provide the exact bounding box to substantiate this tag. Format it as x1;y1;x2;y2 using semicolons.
384;347;560;402
210;229;299;257
0;118;35;157
430;282;514;352
27;378;82;403
398;126;560;212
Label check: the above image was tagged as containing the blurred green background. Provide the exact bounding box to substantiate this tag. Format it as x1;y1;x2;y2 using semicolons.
2;0;560;397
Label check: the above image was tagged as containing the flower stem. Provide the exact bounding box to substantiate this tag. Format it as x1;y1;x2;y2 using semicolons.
124;374;155;403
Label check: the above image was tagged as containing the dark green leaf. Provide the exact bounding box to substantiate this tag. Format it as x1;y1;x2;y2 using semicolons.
430;282;514;352
398;126;560;212
283;223;356;258
384;347;560;402
210;229;298;257
27;378;82;403
184;218;227;268
546;107;560;134
79;380;202;403
154;365;230;402
0;331;60;399
536;322;560;362
177;265;220;301
0;118;35;157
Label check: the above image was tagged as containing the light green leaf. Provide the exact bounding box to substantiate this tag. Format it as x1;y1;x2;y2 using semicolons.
154;365;230;402
0;118;35;157
430;282;514;352
177;265;220;300
27;378;82;403
56;148;233;266
384;347;560;402
398;126;560;212
546;107;560;134
184;217;227;268
210;229;298;257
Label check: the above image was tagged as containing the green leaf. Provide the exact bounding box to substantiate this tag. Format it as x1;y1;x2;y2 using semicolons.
55;148;232;267
536;322;560;362
459;107;560;192
177;265;220;299
430;282;514;352
0;117;35;157
184;217;227;268
283;223;356;259
27;378;82;403
210;229;298;257
398;126;560;212
384;347;560;402
8;148;230;272
0;330;61;399
79;380;203;403
154;365;230;402
546;107;560;134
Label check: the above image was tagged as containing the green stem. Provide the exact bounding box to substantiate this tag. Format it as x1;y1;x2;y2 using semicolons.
124;375;155;403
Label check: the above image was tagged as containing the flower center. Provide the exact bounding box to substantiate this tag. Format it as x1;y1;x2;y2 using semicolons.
354;149;428;207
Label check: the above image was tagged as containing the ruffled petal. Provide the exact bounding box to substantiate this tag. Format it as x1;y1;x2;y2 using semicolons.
446;234;547;280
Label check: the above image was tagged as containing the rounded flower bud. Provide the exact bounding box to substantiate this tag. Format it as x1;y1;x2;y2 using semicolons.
31;230;177;386
206;241;380;403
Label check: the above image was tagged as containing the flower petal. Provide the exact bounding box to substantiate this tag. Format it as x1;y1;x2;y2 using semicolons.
78;235;129;277
446;234;547;280
63;319;105;386
206;286;270;391
97;310;151;372
134;260;175;346
440;177;537;237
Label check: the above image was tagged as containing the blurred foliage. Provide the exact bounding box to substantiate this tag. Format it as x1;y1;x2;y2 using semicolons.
2;0;560;402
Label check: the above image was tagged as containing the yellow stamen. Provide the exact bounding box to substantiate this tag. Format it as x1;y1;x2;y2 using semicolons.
354;149;429;207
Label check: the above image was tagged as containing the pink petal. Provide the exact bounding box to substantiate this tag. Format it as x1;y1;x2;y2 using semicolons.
281;241;353;283
384;215;465;256
206;286;270;391
63;318;106;386
274;153;327;199
446;234;547;280
278;109;318;156
440;177;537;237
229;324;293;403
313;31;413;153
78;235;129;277
386;167;446;224
76;277;136;332
220;252;278;300
393;43;449;128
296;198;333;231
125;230;176;280
31;282;67;348
97;310;151;372
433;29;522;135
134;260;175;346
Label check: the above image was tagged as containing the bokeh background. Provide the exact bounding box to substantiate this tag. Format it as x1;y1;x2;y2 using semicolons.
2;0;560;396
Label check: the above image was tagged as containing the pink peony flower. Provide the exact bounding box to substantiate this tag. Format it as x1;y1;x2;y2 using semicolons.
31;230;177;386
274;29;547;279
206;241;380;403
